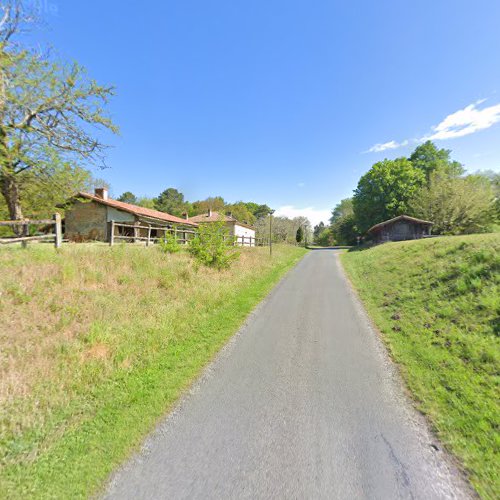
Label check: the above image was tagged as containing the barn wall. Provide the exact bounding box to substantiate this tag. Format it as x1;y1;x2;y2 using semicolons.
65;200;108;242
107;207;135;223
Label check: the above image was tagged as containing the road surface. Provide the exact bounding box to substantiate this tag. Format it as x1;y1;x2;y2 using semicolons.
105;249;472;499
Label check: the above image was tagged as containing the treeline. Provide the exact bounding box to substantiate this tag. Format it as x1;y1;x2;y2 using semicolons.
115;188;271;226
116;188;313;243
315;141;500;246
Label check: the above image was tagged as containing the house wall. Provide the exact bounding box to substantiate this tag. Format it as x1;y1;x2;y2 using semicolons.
65;200;108;241
234;224;256;246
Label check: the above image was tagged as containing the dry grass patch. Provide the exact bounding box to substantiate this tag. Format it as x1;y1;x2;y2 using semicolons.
0;243;306;498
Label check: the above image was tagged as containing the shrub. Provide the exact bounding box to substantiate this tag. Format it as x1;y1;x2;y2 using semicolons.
157;233;181;254
189;219;240;269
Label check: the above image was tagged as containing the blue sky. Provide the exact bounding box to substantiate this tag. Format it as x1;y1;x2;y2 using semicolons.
35;0;500;225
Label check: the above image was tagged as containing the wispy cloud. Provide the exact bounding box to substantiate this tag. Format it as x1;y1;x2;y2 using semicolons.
425;100;500;140
368;140;408;153
297;182;305;188
275;205;331;226
367;100;500;153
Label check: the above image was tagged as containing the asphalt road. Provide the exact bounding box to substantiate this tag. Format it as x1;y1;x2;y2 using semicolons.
105;249;472;500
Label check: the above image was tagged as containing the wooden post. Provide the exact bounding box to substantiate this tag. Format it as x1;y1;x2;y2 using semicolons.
146;225;151;247
133;222;139;244
21;221;29;248
109;220;115;246
53;213;62;248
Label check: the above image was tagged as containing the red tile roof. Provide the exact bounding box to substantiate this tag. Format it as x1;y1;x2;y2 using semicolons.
188;211;255;229
75;192;198;226
368;215;433;234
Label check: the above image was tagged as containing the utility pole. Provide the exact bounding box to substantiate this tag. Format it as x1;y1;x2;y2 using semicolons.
269;209;275;256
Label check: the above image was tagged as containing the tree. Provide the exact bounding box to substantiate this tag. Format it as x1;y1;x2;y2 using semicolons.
330;198;354;224
315;227;334;246
409;141;464;180
154;188;187;216
226;201;255;224
331;214;358;245
243;201;272;220
191;196;225;215
409;171;496;234
117;191;137;204
353;158;425;233
296;226;303;243
313;221;325;240
0;2;117;226
136;196;155;209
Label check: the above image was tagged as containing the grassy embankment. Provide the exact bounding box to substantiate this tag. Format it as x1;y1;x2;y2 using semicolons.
341;234;499;499
0;243;307;498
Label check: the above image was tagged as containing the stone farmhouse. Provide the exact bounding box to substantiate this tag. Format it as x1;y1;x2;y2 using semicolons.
64;188;197;242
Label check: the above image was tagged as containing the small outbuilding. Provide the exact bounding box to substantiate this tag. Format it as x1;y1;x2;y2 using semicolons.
188;210;256;246
367;215;433;244
64;188;197;242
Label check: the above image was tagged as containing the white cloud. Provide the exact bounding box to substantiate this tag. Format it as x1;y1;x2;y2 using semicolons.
297;182;305;188
275;205;331;226
368;140;408;153
425;101;500;140
367;100;500;153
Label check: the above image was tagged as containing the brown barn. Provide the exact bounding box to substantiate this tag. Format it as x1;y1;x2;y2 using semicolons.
368;215;433;244
64;188;197;242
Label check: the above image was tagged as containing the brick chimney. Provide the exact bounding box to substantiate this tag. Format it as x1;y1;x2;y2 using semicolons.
94;187;108;200
183;212;189;220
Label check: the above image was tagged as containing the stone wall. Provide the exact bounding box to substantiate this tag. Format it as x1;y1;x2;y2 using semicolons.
65;200;108;242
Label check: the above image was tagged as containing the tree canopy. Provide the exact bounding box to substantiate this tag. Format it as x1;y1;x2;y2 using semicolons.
353;158;425;233
0;1;117;225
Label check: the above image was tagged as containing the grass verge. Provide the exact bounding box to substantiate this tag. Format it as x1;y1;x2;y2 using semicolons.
341;234;499;499
0;244;306;498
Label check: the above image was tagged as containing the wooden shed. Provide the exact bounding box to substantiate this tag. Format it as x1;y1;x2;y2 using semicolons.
367;215;433;244
63;188;197;242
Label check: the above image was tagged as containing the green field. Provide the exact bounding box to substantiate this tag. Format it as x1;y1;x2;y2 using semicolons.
0;243;307;498
341;234;499;499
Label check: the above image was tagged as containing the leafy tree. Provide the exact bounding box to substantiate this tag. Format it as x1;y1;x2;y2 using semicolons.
353;158;425;233
154;188;187;216
476;170;500;224
296;226;303;243
315;227;334;246
331;214;357;245
409;141;464;180
313;221;325;240
409;171;496;234
191;196;226;215
330;198;354;223
226;201;255;224
136;197;156;209
117;191;138;204
243;201;272;219
0;2;117;226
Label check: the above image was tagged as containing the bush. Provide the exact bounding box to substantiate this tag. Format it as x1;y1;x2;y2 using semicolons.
188;220;240;269
157;233;182;254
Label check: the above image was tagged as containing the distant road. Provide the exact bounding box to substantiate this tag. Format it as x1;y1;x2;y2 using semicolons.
105;249;472;499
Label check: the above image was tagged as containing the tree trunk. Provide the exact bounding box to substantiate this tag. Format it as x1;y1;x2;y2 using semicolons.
1;172;23;233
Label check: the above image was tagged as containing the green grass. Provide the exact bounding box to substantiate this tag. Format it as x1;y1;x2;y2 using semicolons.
0;243;307;498
341;234;499;499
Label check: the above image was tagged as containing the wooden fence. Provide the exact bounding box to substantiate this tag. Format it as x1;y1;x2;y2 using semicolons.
109;221;266;247
0;214;62;248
